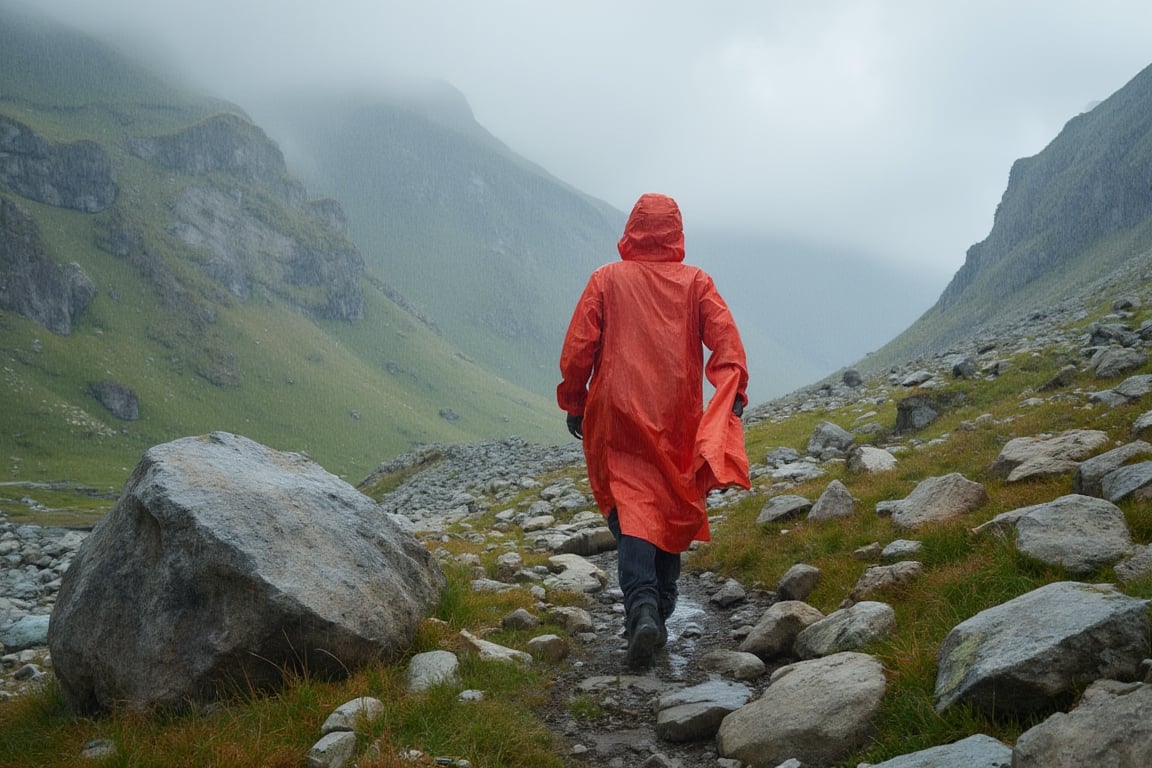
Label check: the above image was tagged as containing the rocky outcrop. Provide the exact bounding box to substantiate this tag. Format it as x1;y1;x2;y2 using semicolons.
170;184;364;321
0;116;116;212
0;196;96;334
125;113;304;206
47;432;444;714
87;380;139;421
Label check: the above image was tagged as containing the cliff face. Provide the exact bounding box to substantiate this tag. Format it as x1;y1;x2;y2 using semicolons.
0;116;117;212
0;196;96;335
937;62;1152;311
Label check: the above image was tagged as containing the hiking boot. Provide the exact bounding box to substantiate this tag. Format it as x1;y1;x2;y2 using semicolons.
627;604;660;667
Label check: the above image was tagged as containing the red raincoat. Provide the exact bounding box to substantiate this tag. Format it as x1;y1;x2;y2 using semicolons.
557;193;750;554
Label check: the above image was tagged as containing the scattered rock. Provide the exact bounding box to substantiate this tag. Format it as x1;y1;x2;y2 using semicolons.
934;581;1149;717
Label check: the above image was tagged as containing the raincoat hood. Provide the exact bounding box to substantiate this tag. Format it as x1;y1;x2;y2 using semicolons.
617;193;686;263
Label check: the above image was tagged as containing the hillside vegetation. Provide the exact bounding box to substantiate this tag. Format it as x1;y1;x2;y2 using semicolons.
0;3;564;497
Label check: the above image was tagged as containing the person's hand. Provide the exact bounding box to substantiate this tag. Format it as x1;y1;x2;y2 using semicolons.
566;413;584;439
732;395;745;418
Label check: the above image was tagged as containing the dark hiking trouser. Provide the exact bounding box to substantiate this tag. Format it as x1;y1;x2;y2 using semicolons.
606;509;681;626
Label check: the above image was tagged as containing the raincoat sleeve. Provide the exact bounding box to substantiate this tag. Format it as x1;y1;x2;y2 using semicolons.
695;274;751;494
556;272;603;416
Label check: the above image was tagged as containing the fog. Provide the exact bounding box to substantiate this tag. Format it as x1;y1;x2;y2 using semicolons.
27;0;1152;394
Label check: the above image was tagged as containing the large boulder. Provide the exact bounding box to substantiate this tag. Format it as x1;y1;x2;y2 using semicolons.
1073;441;1152;497
716;652;886;767
934;582;1149;717
48;432;444;714
989;429;1110;481
1012;494;1134;574
884;473;987;528
1013;680;1152;767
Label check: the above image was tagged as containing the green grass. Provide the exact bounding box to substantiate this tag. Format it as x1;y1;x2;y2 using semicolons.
692;344;1152;764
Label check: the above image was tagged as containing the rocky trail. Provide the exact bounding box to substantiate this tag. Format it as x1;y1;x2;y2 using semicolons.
540;549;780;768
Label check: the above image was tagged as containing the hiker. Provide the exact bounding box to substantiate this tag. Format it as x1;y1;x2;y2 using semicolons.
557;192;751;666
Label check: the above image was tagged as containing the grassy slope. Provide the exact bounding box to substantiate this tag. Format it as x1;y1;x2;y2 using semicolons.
0;7;564;503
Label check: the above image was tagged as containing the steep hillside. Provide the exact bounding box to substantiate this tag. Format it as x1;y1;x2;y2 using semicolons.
0;3;562;489
250;89;625;396
864;61;1152;374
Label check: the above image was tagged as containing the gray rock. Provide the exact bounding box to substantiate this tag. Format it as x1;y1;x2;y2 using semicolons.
1092;347;1148;378
0;615;50;652
543;554;608;594
549;606;595;634
717;652;886;767
459;629;532;665
901;370;934;387
863;733;1011;768
807;479;856;521
1115;544;1152;583
87;380;140;421
48;432;444;714
764;447;802;467
655;679;752;742
847;446;898;474
842;369;863;387
554;526;617;556
952;356;978;379
1132;409;1152;437
1073;441;1152;497
989;429;1110;480
795;601;896;659
807;421;856;461
1013;680;1152;768
711;578;747;608
526;634;569;663
306;731;357;768
934;581;1149;716
894;394;939;433
1013;494;1133;574
756;494;812;524
777;563;821;602
1039;364;1078;391
321;696;385;733
1112;373;1152;400
698;650;766;680
887;473;987;528
406;651;461;692
738;600;825;658
1100;461;1152;502
501;608;539;630
881;539;923;562
846;561;923;605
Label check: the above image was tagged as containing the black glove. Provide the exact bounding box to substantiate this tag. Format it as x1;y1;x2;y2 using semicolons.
566;413;584;440
732;395;745;418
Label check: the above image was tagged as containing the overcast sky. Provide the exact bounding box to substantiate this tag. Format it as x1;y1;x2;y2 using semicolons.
32;0;1152;290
